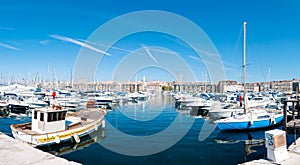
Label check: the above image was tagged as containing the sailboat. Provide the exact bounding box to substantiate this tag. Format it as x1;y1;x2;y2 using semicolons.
215;22;283;131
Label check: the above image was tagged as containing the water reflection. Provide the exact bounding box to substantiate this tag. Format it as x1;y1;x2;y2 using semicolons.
38;127;106;156
214;131;265;161
176;104;208;118
113;94;169;122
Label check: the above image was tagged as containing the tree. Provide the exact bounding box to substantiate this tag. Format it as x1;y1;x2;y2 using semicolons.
162;86;167;91
162;85;173;91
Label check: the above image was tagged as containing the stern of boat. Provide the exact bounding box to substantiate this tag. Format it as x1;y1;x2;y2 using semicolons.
10;124;38;146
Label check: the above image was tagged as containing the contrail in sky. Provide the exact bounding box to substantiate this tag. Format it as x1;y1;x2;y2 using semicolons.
189;55;201;62
78;39;178;56
0;26;15;30
77;39;133;54
0;42;21;51
49;34;111;56
144;46;158;63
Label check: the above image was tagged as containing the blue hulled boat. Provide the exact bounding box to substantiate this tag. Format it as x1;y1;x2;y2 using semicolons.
215;109;283;131
215;22;284;131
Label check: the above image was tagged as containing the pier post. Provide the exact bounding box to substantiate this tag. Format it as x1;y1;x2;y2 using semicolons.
292;101;295;120
297;100;300;118
283;101;287;131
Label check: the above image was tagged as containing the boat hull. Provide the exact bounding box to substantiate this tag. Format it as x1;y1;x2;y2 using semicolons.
86;100;112;109
8;104;29;114
216;114;283;131
37;126;106;156
0;105;10;116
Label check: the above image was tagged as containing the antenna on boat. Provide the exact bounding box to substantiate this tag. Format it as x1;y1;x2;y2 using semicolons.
243;21;247;114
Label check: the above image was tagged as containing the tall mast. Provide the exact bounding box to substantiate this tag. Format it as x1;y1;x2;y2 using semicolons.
135;74;138;92
268;65;271;90
70;69;73;88
243;21;247;114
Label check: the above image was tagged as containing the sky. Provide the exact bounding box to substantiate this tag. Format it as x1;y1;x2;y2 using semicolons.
0;0;300;83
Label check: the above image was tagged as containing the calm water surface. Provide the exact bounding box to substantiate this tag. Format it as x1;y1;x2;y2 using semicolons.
0;95;297;165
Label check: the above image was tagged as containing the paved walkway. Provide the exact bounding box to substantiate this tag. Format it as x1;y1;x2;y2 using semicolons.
242;136;300;165
0;132;80;165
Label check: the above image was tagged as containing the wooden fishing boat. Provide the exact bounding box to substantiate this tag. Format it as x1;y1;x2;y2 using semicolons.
10;106;107;147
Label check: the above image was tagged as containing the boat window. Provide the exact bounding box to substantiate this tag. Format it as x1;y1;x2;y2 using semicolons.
253;97;263;101
34;111;37;119
48;112;58;122
58;111;66;120
48;112;66;122
40;113;44;121
48;112;53;122
257;115;270;119
53;112;58;121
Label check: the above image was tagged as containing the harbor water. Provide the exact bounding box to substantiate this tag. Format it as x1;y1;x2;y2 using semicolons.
0;95;297;165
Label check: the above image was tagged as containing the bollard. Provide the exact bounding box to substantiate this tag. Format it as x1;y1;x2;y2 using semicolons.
265;129;290;163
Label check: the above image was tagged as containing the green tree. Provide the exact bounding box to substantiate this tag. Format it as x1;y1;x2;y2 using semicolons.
168;86;173;91
162;86;167;91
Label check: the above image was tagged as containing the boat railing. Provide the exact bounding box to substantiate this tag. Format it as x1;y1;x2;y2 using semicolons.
12;122;32;130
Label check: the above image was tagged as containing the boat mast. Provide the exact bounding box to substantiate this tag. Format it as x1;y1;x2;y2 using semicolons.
243;21;247;114
70;69;73;88
268;65;271;90
135;74;138;92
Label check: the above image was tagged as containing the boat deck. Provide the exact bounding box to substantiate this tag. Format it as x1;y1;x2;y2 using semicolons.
67;109;105;129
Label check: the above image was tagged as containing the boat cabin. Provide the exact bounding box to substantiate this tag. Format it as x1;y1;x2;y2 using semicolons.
31;108;67;134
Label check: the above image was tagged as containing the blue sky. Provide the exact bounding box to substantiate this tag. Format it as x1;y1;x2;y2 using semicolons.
0;0;299;83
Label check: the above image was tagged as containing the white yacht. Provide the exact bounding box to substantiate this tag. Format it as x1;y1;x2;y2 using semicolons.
86;93;113;108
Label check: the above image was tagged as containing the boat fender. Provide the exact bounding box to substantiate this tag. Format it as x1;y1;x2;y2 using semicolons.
95;125;98;131
73;133;80;143
94;137;98;141
73;144;78;150
102;120;106;128
102;130;105;137
250;119;253;125
55;135;60;144
271;115;276;124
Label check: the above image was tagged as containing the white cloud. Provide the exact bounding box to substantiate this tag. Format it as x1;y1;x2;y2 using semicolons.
40;40;49;45
0;26;15;30
188;55;201;62
49;34;110;56
0;42;21;51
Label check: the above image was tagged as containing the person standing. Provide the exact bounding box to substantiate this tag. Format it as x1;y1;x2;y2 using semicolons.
239;95;243;107
52;91;56;99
